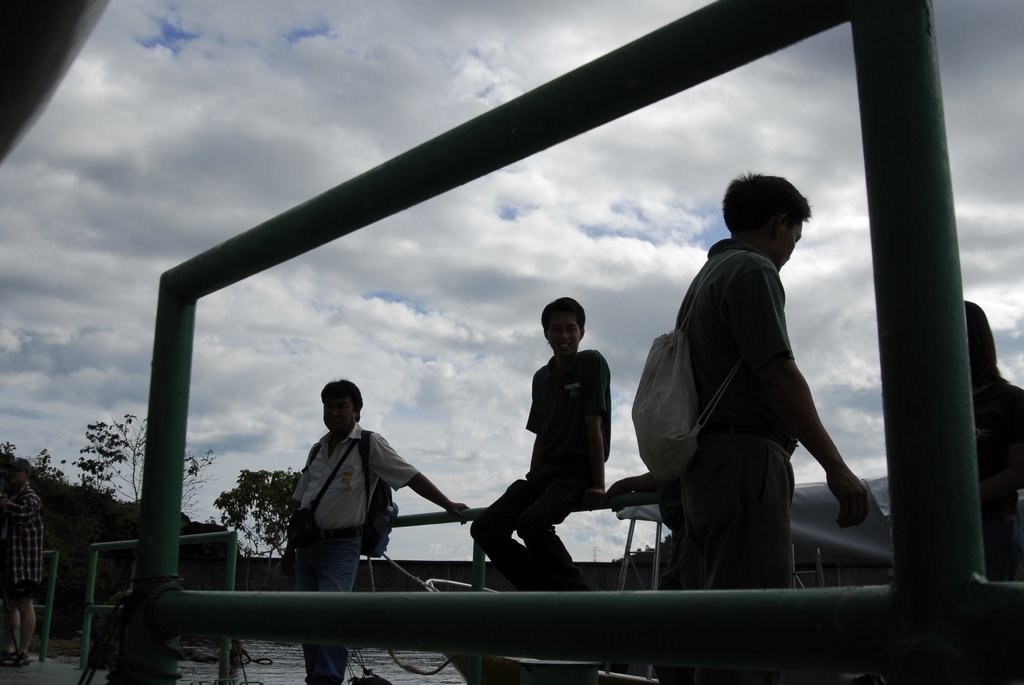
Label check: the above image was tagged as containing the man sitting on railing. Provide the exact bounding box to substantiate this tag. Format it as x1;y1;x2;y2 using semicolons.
471;297;611;591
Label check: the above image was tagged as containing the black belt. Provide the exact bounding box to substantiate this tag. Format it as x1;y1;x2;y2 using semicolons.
317;527;360;540
701;423;798;455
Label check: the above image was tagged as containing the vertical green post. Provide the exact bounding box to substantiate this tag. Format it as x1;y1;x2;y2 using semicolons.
37;549;59;661
121;285;197;684
472;541;486;591
849;0;985;681
217;531;239;680
79;545;101;670
466;542;487;685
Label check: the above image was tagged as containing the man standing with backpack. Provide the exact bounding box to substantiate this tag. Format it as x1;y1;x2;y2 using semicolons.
681;174;868;685
292;379;467;685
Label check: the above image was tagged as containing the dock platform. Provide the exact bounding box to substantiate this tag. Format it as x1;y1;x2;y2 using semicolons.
1;659;88;684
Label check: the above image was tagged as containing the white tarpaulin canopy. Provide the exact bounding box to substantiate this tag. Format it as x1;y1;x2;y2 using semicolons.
617;477;894;563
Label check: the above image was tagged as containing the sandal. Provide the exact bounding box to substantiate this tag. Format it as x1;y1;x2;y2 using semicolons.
13;652;30;667
0;651;15;666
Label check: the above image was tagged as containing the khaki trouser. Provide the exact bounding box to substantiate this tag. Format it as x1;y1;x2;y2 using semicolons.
682;433;795;685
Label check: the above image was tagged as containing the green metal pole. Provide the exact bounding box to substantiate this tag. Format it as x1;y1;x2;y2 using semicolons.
158;0;847;303
84;546;99;605
156;587;897;674
122;286;197;684
217;531;239;681
849;0;987;682
471;541;486;592
79;545;101;670
79;535;234;671
79;605;115;670
467;542;488;685
37;550;58;661
395;496;653;530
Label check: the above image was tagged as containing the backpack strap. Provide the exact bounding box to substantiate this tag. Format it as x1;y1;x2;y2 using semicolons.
675;249;742;330
359;430;375;503
675;249;744;426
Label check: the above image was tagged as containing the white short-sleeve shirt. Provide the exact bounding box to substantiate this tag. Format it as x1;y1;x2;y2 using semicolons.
293;425;419;530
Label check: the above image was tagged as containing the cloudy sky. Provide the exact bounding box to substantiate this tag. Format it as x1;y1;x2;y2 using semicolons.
2;1;1022;563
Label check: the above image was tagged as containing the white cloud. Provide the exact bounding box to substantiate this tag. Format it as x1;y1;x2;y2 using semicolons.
2;0;1023;564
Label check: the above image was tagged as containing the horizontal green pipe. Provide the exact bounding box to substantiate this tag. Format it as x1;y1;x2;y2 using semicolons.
90;538;143;552
87;530;237;553
84;604;116;614
156;587;892;674
160;0;846;301
395;493;656;528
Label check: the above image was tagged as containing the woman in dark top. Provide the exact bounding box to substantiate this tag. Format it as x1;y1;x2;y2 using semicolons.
965;301;1024;580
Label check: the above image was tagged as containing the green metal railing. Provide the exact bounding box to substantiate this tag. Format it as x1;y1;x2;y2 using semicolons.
118;0;1023;683
394;493;655;685
0;549;58;662
37;549;58;662
80;531;238;678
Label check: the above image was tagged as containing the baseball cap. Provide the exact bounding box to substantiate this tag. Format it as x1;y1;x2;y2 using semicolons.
2;457;32;475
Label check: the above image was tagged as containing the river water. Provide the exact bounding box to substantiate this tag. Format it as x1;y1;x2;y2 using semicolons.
176;641;466;685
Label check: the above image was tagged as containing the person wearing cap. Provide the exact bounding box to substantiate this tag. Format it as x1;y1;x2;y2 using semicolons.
1;457;43;667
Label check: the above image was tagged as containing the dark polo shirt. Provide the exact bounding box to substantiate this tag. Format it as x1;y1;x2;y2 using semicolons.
527;349;611;462
680;238;793;434
974;382;1024;515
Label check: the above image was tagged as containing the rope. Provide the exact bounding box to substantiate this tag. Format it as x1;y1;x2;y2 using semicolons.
370;554;458;677
77;600;124;685
85;574;185;684
232;640;274;666
349;648;394;683
386;648;455;676
381;553;437;592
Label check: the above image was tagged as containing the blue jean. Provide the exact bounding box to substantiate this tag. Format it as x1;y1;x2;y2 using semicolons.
982;512;1022;582
295;536;361;684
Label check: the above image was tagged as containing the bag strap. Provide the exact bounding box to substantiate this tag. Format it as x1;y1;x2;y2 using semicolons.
308;439;359;513
359;430;375;506
676;249;744;426
695;359;742;429
675;249;742;331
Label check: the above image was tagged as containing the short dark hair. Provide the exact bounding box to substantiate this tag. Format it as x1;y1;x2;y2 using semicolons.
541;297;586;330
722;173;811;233
964;301;1005;386
321;379;364;411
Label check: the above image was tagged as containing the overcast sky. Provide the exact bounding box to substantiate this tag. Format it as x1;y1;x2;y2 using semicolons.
2;1;1022;562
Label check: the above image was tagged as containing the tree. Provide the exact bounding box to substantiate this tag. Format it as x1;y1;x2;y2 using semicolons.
74;413;215;515
214;469;299;559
